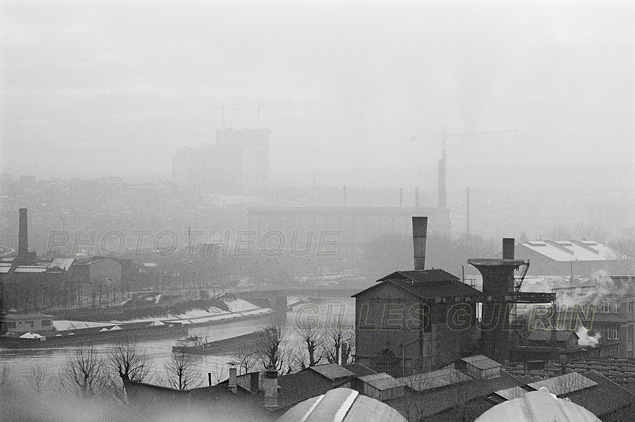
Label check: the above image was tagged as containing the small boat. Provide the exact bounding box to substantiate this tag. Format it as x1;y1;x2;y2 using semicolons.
172;335;213;353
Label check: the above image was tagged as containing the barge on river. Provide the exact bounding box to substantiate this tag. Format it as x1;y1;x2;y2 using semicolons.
0;312;187;349
171;331;262;355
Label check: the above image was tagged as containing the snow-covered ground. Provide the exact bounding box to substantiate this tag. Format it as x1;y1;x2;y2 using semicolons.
107;297;269;325
53;320;115;331
224;298;259;312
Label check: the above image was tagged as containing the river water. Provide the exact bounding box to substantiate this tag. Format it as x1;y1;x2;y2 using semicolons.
0;297;355;386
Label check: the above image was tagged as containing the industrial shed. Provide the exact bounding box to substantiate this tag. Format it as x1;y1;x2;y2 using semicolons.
357;373;405;401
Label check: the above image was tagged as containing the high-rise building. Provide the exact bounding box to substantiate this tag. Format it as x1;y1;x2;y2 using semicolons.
171;129;270;193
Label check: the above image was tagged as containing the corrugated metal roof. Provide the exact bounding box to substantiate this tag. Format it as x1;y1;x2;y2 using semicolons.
520;240;629;262
461;355;501;370
495;386;530;400
276;388;407;422
399;367;472;392
310;364;356;380
476;388;601;422
358;373;403;391
528;372;597;396
528;330;579;342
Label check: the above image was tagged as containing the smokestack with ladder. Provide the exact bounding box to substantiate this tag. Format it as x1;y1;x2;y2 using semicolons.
412;217;428;271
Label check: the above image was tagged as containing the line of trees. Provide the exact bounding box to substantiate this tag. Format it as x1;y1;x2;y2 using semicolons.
233;315;355;376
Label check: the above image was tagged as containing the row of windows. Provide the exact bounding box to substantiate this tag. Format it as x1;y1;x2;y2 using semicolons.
598;301;635;314
601;326;619;340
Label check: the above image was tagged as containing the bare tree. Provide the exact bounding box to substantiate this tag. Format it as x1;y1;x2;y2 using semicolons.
0;362;11;387
62;345;106;399
164;351;201;391
256;323;286;371
26;364;51;395
323;322;354;365
233;347;259;375
297;322;323;368
208;363;229;386
107;337;153;383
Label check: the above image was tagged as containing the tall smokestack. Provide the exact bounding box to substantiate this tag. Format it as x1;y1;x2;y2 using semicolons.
502;238;515;260
399;188;403;208
415;188;420;208
18;208;28;258
412;217;427;271
466;187;471;239
437;150;447;209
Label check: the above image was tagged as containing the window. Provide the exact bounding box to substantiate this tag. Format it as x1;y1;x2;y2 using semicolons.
600;302;620;313
629;301;634;313
628;325;634;340
609;326;619;340
601;326;610;339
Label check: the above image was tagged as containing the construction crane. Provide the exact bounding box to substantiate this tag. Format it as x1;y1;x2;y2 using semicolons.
211;105;248;129
237;99;291;128
411;129;518;209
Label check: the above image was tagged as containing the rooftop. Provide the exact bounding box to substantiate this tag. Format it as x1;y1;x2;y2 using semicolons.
310;364;356;381
460;355;502;371
354;270;482;300
519;240;630;262
277;388;407;422
358;373;403;391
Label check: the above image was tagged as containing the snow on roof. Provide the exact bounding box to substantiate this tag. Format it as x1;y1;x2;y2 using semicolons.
358;373;404;391
460;355;501;370
19;332;43;339
495;386;530;401
14;266;48;273
48;258;75;271
310;364;356;381
528;372;597;396
399;367;472;392
520;240;629;262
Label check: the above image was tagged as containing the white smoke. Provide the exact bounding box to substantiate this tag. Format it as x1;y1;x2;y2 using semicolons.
576;326;601;348
555;271;634;308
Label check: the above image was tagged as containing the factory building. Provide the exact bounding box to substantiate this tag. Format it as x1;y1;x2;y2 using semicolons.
0;209;136;320
353;217;481;376
515;240;632;277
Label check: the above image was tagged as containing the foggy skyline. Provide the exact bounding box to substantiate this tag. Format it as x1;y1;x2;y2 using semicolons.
1;0;634;185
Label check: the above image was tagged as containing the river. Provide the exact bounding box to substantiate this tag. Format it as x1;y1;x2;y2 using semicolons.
0;297;355;386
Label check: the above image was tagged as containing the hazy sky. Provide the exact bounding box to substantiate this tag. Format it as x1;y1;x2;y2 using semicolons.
1;0;633;182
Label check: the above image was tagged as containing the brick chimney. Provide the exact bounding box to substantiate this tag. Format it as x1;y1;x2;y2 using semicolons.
412;217;427;271
502;238;515;260
263;366;278;408
228;365;237;394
